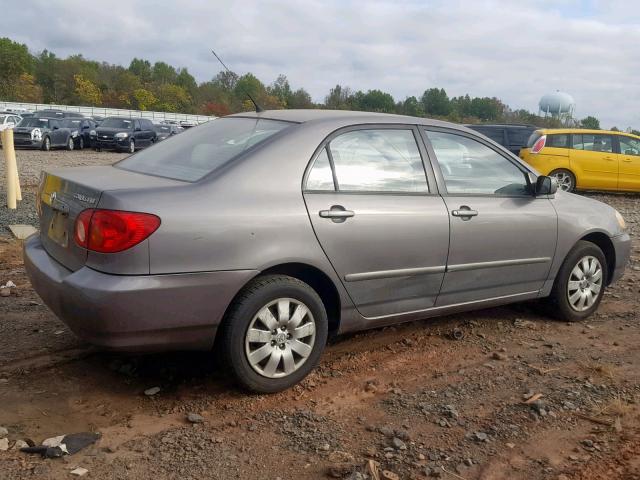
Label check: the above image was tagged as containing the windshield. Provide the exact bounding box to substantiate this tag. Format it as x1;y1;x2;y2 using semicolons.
19;118;50;128
101;118;133;129
116;117;292;181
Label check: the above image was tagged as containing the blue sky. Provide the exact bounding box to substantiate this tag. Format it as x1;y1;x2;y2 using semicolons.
1;0;638;128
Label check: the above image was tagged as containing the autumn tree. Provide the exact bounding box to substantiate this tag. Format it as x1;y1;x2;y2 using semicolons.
13;73;43;102
74;74;102;105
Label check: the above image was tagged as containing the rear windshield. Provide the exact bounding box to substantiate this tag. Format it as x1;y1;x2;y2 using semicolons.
19;118;50;128
116;117;292;181
526;131;543;148
101;118;133;129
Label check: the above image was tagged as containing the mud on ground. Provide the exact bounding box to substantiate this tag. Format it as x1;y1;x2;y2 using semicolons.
0;151;638;479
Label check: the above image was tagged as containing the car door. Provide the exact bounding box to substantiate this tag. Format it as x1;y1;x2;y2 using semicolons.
570;133;618;190
616;134;640;192
50;120;67;146
423;128;557;305
132;119;144;146
303;126;450;318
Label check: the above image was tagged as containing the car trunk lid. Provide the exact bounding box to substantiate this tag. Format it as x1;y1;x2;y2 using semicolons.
38;166;183;272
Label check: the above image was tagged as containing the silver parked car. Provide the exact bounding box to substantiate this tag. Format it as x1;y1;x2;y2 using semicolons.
24;110;630;392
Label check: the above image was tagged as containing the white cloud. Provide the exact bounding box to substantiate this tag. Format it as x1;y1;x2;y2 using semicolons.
1;0;638;128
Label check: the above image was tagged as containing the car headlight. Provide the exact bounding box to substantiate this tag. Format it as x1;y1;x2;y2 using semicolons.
115;132;129;139
615;210;626;231
89;129;96;136
31;128;42;140
71;130;78;138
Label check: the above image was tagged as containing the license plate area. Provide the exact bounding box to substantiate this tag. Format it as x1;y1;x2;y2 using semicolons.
48;211;69;248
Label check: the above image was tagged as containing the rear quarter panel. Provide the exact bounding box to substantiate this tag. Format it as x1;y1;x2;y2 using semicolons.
521;147;570;175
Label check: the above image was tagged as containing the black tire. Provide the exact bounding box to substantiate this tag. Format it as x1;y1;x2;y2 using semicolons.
66;136;74;151
128;139;135;153
41;137;51;151
79;137;84;150
549;169;576;193
220;274;328;393
547;240;607;322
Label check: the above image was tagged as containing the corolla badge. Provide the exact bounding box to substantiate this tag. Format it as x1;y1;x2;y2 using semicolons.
73;193;97;204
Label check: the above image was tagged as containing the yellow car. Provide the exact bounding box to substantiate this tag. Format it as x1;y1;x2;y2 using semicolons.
519;129;640;192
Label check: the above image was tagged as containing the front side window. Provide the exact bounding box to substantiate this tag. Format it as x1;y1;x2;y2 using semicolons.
426;130;529;196
328;129;428;193
116;117;291;181
573;134;613;153
618;136;640;156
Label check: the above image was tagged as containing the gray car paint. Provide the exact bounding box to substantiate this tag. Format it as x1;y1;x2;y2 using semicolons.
24;110;630;351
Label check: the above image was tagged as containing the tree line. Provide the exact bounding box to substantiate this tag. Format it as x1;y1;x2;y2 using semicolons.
0;37;625;132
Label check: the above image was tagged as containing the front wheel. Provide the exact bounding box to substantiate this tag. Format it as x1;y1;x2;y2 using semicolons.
220;275;328;393
547;240;607;321
549;169;576;192
66;137;74;151
128;139;135;153
41;137;51;151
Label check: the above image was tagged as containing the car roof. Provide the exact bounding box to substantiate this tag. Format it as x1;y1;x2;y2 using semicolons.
228;109;465;129
466;123;536;128
535;128;640;139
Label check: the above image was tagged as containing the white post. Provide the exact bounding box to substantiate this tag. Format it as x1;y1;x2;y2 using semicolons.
1;123;20;209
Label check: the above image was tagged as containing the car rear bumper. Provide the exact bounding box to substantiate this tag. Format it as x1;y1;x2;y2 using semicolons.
610;233;631;284
23;235;258;352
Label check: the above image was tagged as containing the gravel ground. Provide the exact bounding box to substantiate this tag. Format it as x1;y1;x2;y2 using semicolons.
0;149;126;234
0;150;639;480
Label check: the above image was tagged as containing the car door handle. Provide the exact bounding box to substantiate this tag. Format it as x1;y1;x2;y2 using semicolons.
604;156;615;161
319;206;355;223
452;207;478;218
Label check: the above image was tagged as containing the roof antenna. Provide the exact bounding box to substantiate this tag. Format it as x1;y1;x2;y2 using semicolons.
211;49;263;113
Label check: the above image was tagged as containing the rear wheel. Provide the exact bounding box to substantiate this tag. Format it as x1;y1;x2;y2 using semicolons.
547;241;607;321
79;137;84;150
220;275;328;393
549;169;576;192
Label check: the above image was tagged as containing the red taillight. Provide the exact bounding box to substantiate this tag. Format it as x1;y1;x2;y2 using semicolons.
74;209;160;253
531;135;547;154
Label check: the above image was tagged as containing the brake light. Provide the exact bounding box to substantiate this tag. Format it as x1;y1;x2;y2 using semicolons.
74;209;160;253
531;135;547;154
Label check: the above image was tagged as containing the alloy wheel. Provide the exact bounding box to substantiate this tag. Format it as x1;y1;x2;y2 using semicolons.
567;255;603;312
129;140;135;153
552;172;573;192
244;297;316;378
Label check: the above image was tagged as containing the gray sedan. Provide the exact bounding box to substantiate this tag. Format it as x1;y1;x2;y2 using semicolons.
24;110;630;392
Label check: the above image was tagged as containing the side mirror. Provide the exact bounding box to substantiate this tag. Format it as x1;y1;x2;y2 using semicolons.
52;125;59;130
135;127;141;132
535;175;558;196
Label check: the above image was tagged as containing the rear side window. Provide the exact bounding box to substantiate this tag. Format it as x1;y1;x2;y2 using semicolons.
573;134;613;153
619;136;640;156
116;118;291;181
306;148;335;191
526;131;543;148
327;129;428;193
546;134;569;148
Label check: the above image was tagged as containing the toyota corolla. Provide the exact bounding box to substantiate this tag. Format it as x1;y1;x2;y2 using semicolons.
24;110;630;392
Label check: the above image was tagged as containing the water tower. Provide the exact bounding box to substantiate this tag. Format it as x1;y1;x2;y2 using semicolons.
539;91;575;123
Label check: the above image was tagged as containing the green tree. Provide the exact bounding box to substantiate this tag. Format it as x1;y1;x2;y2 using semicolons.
288;88;314;109
0;37;33;98
398;96;424;117
129;58;152;83
268;74;293;107
421;88;450;116
213;70;238;91
152;61;177;84
155;84;191;112
324;84;352;110
176;68;197;96
580;116;600;129
352;89;395;113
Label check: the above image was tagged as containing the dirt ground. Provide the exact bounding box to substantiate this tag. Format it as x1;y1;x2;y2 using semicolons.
0;150;639;480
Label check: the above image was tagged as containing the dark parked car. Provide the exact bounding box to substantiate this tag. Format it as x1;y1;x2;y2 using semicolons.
24;110;630;393
153;123;183;141
60;118;97;149
13;117;77;150
466;124;537;156
94;117;157;153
